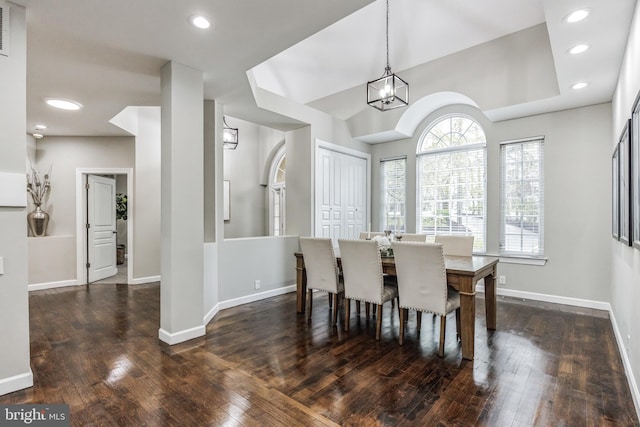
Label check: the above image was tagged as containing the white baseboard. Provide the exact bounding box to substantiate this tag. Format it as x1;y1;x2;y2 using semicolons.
609;310;640;421
0;370;33;396
28;279;78;292
204;305;219;325
476;284;610;311
130;275;160;285
158;325;206;345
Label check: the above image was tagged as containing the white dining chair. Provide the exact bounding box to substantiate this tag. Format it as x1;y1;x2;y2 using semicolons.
338;239;398;340
434;235;474;256
299;237;344;326
392;241;460;357
358;231;386;240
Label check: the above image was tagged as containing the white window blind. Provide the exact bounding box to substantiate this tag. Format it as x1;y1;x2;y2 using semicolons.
500;137;545;256
381;157;406;232
416;116;486;252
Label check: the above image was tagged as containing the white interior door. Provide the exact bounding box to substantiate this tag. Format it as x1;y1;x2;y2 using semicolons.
316;146;367;244
87;174;117;282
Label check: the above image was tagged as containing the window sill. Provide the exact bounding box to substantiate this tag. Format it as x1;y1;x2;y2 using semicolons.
493;255;548;266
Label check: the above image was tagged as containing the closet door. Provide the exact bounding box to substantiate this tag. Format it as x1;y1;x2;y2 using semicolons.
316;146;367;244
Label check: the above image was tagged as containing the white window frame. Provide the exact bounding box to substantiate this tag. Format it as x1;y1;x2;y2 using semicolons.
268;146;286;236
416;114;487;252
499;136;545;258
380;156;407;233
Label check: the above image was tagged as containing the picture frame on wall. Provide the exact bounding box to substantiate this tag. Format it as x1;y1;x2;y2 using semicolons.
632;95;640;249
619;119;632;246
613;143;620;241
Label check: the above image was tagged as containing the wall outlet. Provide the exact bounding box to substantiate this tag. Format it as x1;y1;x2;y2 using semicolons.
254;280;260;290
498;275;506;285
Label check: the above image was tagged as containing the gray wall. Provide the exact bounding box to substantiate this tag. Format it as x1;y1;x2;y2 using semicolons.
612;0;640;408
0;3;32;394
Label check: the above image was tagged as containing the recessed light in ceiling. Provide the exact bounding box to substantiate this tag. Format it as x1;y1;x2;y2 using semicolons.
46;99;82;110
565;9;590;23
571;82;589;90
189;15;211;29
32;133;43;139
34;124;47;131
569;44;590;55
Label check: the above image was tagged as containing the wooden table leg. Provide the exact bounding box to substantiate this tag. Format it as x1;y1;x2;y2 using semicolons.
484;270;497;330
458;277;476;360
295;257;306;314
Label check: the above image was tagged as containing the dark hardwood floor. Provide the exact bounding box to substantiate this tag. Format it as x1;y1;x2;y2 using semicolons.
1;283;638;426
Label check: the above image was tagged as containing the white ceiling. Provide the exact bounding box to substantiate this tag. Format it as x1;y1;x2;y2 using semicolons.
10;0;637;139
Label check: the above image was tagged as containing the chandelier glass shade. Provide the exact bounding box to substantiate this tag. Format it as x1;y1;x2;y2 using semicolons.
222;116;238;150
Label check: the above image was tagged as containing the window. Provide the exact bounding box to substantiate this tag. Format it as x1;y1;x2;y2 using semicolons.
270;150;286;236
500;137;544;256
381;157;406;232
417;115;486;252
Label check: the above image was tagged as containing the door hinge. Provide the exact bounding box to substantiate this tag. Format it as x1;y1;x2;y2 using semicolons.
86;223;90;229
85;183;90;190
86;262;90;268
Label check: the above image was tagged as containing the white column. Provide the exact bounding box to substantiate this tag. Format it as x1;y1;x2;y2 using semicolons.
159;61;205;344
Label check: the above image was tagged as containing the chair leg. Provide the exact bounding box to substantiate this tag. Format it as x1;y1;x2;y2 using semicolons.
376;304;383;340
344;299;351;332
416;311;422;333
455;307;461;341
399;307;406;345
328;293;333;309
438;315;446;357
356;301;361;315
365;302;370;317
332;293;339;326
307;289;313;323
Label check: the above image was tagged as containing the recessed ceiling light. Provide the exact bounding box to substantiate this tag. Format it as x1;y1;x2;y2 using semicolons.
569;44;590;55
46;99;82;110
34;124;47;131
571;82;589;90
565;9;590;23
32;133;43;139
189;15;211;29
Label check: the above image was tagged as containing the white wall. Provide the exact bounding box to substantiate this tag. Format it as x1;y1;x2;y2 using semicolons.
612;0;640;413
0;3;32;395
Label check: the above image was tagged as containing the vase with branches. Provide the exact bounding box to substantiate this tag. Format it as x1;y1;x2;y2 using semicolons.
26;165;52;237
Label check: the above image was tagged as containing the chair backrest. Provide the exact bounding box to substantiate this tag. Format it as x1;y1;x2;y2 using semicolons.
434;235;474;256
299;237;340;293
358;231;386;240
392;242;448;315
338;239;385;304
398;233;427;242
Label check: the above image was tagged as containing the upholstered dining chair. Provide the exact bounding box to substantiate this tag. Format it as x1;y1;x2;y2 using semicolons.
358;231;386;240
392;241;461;357
338;239;399;340
434;235;474;256
299;237;344;326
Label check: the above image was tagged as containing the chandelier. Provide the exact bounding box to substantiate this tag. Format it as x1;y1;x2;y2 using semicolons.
366;0;409;111
223;116;238;150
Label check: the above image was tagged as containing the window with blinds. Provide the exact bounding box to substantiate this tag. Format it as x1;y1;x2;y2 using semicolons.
381;157;406;232
416;115;486;252
500;137;545;256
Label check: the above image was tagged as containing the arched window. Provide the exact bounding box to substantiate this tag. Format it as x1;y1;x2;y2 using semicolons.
416;115;486;252
269;148;286;236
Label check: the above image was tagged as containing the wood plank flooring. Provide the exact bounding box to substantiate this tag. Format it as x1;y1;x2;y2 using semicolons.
1;283;637;426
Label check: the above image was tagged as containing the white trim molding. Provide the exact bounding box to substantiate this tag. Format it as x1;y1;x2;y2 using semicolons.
130;275;161;285
610;310;640;421
158;325;206;345
477;285;610;311
28;279;78;292
0;370;33;396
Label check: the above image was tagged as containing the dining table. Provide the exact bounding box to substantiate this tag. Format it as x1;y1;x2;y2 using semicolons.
294;252;499;360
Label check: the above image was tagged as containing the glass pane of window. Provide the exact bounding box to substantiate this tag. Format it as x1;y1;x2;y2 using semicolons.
381;158;406;232
500;139;544;256
417;116;486;252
